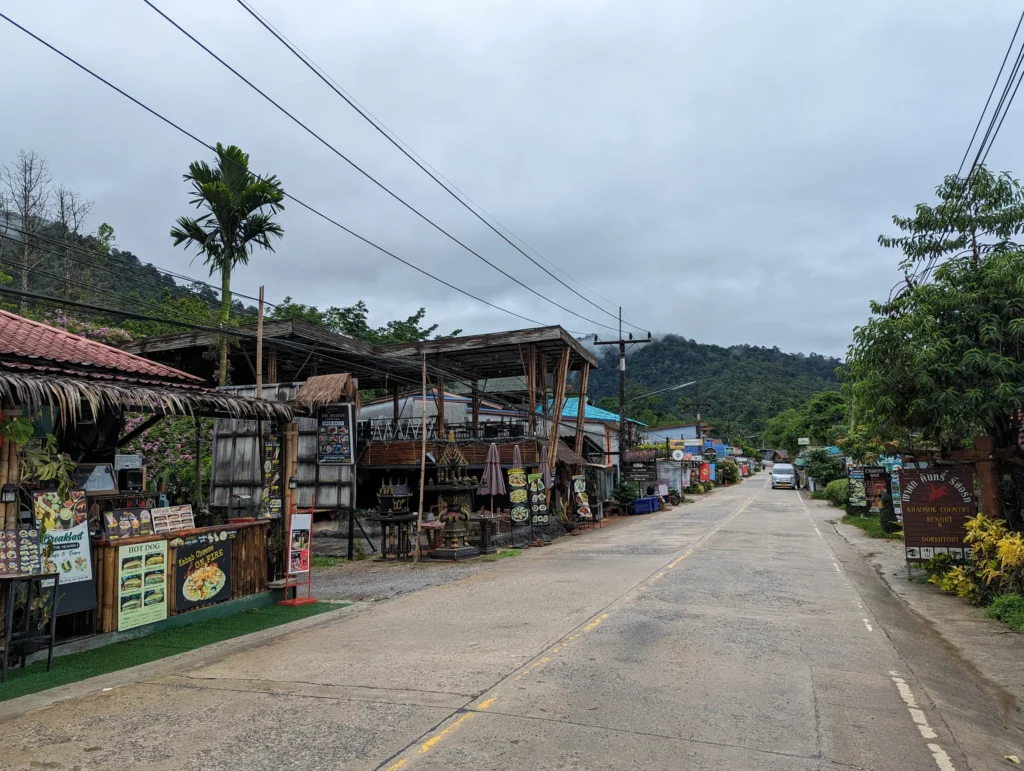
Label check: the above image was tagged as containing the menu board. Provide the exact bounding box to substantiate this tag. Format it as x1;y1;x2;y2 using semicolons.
103;508;154;540
899;467;975;564
33;491;95;613
848;468;866;508
117;540;167;631
527;473;548;525
572;474;592;519
507;468;529;524
174;532;232;611
289;512;312;574
865;467;888;514
151;505;195;534
261;433;282;517
0;527;41;575
317;404;354;465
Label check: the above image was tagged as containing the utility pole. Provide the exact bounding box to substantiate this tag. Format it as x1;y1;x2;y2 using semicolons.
695;381;702;443
594;307;651;455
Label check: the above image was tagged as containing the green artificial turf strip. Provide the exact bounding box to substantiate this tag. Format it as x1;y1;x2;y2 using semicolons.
0;602;341;702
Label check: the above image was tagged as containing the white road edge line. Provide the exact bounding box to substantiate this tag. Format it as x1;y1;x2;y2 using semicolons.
862;618;873;632
889;673;956;769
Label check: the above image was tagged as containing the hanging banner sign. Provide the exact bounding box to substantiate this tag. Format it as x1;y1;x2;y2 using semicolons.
527;473;549;524
572;474;592;519
117;540;167;631
899;467;975;563
507;468;529;523
289;512;312;574
848;468;866;508
317;404;354;465
261;432;283;516
33;491;96;614
175;532;232;611
865;467;888;514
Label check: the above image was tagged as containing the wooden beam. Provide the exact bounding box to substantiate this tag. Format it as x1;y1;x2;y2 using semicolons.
434;357;445;438
266;347;278;384
974;435;1000;517
391;382;400;428
574;362;591;456
471;380;480;439
546;348;571;476
117;415;165;448
539;352;548;431
526;345;537;438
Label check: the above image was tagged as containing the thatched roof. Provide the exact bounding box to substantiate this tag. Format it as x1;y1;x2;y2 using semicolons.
0;372;294;422
0;310;292;421
292;373;359;411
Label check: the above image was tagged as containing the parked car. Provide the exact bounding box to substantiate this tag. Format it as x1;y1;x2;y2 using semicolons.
771;463;798;490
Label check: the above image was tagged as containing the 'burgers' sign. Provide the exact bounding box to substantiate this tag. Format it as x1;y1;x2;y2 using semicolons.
898;467;975;563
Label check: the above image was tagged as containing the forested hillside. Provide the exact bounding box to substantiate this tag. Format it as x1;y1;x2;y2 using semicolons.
587;334;843;441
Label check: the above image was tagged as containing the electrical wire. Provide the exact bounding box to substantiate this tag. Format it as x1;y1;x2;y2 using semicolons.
0;11;575;333
140;0;619;334
232;0;646;332
911;9;1024;288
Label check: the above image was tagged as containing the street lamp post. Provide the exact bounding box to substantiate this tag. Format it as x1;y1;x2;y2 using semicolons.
624;380;697;447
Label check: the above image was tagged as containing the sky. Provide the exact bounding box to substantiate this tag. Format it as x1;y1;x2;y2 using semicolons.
2;0;1022;357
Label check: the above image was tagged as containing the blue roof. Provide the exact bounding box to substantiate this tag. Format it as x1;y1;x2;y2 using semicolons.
543;399;647;427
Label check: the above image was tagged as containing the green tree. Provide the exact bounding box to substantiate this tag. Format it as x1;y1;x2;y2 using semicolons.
269;297;459;343
762;408;805;456
170;143;284;385
802;391;848;446
847;166;1024;525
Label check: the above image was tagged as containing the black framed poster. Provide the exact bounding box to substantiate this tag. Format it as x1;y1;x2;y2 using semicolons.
317;404;354;465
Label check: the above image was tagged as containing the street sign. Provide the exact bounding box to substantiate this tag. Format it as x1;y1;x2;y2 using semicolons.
797;438;810;446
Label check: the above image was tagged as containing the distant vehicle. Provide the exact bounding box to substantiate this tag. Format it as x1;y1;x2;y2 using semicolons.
771;463;797;490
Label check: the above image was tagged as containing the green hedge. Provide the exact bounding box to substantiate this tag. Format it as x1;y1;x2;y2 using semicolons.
824;478;848;508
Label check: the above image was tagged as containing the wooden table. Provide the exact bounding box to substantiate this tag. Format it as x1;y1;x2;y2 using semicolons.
1;572;60;682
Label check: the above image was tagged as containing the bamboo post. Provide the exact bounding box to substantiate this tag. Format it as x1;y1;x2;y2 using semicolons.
546;349;571;496
256;286;264;398
6;432;20;530
415;354;427;563
0;432;11;529
526;345;537;438
574;362;591;456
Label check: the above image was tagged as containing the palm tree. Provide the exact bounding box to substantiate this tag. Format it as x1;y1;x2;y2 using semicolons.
171;143;284;385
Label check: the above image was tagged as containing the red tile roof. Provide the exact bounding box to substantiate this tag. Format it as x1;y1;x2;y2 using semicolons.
0;309;203;385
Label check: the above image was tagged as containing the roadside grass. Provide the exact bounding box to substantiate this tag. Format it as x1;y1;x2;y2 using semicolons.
311;555;345;568
479;548;522;562
0;602;341;703
986;593;1024;632
840;514;904;541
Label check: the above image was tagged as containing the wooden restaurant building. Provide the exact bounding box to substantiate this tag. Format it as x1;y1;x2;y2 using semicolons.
0;309;292;645
127;322;605;541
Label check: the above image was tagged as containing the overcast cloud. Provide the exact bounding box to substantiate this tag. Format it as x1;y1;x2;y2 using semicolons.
2;0;1022;357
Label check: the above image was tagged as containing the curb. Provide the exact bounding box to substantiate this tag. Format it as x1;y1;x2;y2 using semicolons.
0;601;368;722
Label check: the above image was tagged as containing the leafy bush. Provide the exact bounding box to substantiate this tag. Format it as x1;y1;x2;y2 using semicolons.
717;461;740;485
927;515;1024;605
704;480;715;491
878;491;900;534
985;593;1024;631
612;482;639;507
805;448;846;487
824;479;848;508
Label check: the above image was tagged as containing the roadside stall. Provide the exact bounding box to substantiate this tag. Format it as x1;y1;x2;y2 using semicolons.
0;309;291;647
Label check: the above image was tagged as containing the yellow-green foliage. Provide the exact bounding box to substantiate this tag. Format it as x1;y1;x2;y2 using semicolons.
928;514;1024;604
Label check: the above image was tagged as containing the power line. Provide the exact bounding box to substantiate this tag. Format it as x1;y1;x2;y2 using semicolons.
0;11;576;333
232;0;646;333
141;0;619;334
912;9;1024;287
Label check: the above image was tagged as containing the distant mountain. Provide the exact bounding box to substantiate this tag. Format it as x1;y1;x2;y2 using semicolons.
586;334;842;441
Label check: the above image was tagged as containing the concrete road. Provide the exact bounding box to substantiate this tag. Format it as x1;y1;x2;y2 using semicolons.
1;476;1020;770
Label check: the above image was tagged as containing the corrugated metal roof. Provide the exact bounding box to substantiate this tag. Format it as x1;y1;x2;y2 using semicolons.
543;398;647;426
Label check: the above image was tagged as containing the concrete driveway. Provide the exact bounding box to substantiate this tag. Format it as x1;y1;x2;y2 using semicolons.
0;476;1019;770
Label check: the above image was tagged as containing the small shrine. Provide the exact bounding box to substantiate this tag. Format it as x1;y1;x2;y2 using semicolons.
365;478;417;560
425;438;479;560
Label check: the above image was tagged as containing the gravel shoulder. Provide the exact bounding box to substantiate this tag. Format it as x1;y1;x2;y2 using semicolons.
311;556;511;602
805;495;1024;717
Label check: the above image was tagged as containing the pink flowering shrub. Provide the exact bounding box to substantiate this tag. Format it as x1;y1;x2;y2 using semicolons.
122;413;213;510
42;309;134;348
